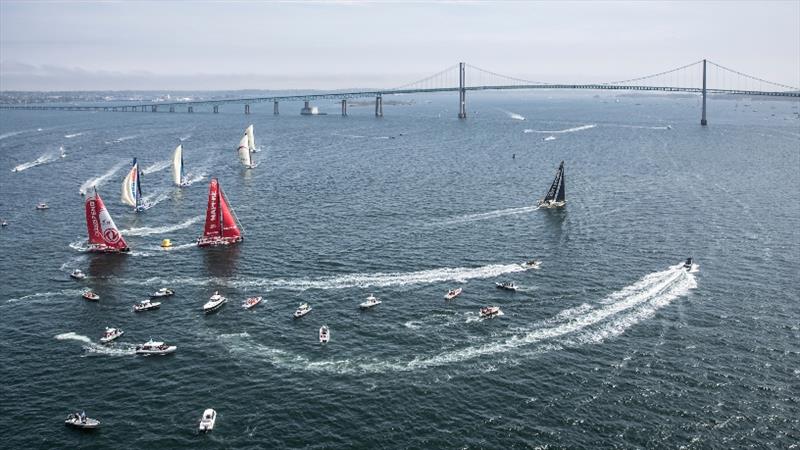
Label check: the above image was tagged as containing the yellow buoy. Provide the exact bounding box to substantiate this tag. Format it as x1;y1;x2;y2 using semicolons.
161;238;173;248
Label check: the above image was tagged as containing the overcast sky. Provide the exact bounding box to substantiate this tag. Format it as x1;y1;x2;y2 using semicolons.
1;0;798;91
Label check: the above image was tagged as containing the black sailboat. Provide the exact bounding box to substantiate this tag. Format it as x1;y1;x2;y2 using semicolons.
537;161;566;208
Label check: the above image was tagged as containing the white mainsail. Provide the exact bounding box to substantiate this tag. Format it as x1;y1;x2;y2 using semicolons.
121;164;138;207
237;134;252;167
245;125;255;152
172;144;184;186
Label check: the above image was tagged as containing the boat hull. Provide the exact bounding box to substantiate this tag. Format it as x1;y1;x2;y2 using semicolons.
203;299;227;314
197;236;243;247
135;346;176;356
537;200;566;209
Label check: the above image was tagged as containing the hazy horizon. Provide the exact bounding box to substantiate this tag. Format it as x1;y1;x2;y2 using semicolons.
1;1;799;91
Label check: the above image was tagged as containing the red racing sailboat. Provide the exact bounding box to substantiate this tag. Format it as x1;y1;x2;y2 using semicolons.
85;188;130;253
197;178;243;247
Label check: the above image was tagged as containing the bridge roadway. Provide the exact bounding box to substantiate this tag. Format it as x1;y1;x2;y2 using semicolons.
0;84;797;112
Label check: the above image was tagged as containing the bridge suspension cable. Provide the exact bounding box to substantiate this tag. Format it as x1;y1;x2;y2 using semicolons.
602;60;703;86
707;60;799;92
390;64;460;91
464;64;550;87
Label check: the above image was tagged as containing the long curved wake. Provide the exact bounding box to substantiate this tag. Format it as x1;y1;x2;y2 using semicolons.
55;332;136;356
524;124;596;134
223;263;697;374
11;152;59;172
435;206;540;226
120;215;203;236
79;162;125;195
142;160;170;175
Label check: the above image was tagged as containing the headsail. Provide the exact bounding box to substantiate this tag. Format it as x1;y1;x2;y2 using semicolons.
246;125;255;152
237;134;252;168
86;188;129;252
121;158;142;210
172;144;185;186
198;178;243;247
555;162;565;202
538;161;565;208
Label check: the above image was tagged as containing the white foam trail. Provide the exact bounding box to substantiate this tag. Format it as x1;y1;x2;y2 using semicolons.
179;134;192;141
183;169;207;186
497;108;525;120
115;135;137;142
436;206;540;225
526;124;596;134
543;136;556;141
79;162;125;195
64;132;84;138
5;289;83;305
142;160;170;175
115;262;529;291
224;263;697;374
11;152;58;172
0;130;28;141
69;238;88;252
121;215;203;236
55;332;91;343
141;190;170;210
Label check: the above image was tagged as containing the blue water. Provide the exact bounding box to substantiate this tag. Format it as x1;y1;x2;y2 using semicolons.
1;93;798;448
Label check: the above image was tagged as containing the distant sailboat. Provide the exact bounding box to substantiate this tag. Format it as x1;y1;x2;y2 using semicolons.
172;143;187;186
121;158;145;211
197;178;243;247
86;188;130;253
537;161;566;208
237;126;255;168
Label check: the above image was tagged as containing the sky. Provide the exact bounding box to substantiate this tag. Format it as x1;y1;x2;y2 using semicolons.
1;0;798;91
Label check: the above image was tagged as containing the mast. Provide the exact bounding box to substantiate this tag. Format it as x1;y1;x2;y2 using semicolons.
543;164;560;202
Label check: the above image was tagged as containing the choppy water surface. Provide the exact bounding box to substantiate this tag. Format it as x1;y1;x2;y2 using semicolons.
1;93;798;448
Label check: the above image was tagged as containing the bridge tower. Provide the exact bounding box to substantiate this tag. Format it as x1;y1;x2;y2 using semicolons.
458;62;467;119
213;105;219;114
375;94;383;117
273;101;279;115
245;104;250;114
701;59;708;126
341;99;347;116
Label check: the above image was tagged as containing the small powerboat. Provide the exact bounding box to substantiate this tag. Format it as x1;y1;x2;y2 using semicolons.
444;288;463;300
64;411;99;429
150;287;175;298
70;269;86;280
480;306;502;319
522;260;542;269
359;294;381;309
199;408;216;433
135;339;176;355
133;299;161;312
495;281;518;291
293;303;312;319
99;327;124;344
1;220;7;227
683;257;693;270
203;291;227;314
82;290;99;301
35;202;49;210
319;325;330;344
242;296;262;309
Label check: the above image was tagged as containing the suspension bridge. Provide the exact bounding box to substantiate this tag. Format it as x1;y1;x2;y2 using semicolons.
1;59;797;125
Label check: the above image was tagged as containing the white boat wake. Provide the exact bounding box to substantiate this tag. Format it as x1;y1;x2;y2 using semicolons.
141;190;170;210
435;206;540;225
497;108;525;120
64;132;84;138
142;160;170;175
55;332;136;356
183;169;207;186
120;215;203;236
11;152;59;172
524;124;597;134
79;162;125;195
116;261;531;290
0;130;29;141
114;135;137;142
223;263;697;374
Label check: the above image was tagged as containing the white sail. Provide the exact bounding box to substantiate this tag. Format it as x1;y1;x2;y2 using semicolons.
121;165;138;207
245;125;255;151
237;134;252;167
172;144;183;186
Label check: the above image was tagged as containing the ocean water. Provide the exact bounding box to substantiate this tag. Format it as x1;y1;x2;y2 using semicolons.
0;93;798;448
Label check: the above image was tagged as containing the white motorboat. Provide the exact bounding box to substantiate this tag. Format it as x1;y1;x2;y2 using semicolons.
319;325;330;344
150;287;175;298
203;291;227;314
293;303;312;318
444;288;463;300
64;411;99;429
70;269;86;280
99;327;124;344
521;260;542;269
133;299;161;312
135;339;176;355
35;202;50;210
683;257;693;270
480;306;502;319
198;408;216;433
495;282;518;291
242;296;262;309
82;290;100;301
359;294;381;309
